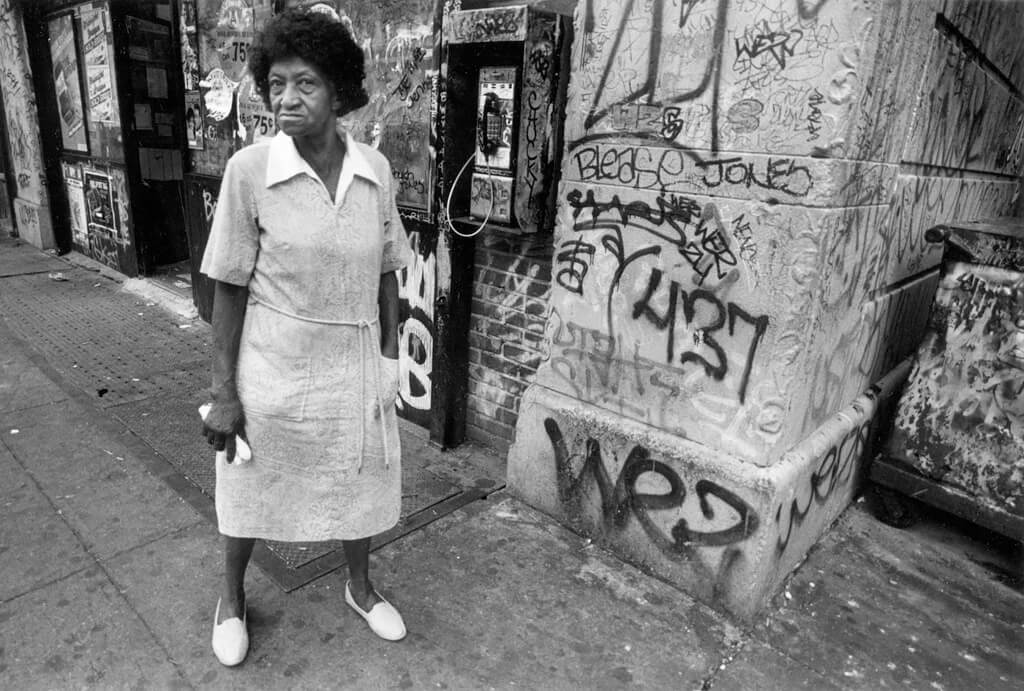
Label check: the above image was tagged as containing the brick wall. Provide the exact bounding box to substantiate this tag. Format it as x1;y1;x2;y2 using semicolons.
466;231;553;452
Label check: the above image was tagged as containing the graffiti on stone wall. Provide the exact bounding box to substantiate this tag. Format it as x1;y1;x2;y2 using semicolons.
544;417;759;572
557;185;770;394
12;199;40;244
567;142;815;201
397;231;435;425
802;270;938;439
906;23;1024;176
540;0;1023;466
545;181;782;458
445;5;527;44
0;3;44;205
774;417;869;558
572;0;846;153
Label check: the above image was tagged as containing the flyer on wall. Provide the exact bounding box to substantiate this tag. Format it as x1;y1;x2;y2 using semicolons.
62;162;90;249
81;4;119;125
84;171;116;233
185;91;205;149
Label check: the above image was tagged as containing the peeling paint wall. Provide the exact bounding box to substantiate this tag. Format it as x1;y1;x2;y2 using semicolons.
888;263;1024;516
509;0;1024;617
0;0;54;247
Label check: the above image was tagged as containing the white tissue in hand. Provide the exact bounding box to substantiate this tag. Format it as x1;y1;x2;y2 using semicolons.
198;403;251;463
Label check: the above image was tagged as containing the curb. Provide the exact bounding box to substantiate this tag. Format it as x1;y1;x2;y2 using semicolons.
61;251;199;322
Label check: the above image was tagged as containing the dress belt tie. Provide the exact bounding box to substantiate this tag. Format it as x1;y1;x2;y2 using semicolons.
251;299;390;474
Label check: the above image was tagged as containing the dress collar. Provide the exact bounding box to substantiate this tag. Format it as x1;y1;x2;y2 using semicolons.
264;130;381;200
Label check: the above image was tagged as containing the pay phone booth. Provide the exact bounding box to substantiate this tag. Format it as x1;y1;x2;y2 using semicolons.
442;5;570;236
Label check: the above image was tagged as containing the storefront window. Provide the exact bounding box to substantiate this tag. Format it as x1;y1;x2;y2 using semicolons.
47;11;89;153
80;0;124;163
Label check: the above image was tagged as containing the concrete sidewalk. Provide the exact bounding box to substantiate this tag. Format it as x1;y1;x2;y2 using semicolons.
1;237;1022;689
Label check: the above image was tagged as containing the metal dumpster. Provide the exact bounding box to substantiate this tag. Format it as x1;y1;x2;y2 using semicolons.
872;218;1024;541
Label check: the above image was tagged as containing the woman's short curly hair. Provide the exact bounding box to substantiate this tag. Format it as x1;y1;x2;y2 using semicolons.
249;8;369;115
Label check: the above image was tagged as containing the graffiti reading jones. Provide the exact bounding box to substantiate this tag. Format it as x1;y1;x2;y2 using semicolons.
569;144;813;197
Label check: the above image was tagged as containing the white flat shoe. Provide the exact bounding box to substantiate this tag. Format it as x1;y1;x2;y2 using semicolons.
345;581;407;641
211;598;249;666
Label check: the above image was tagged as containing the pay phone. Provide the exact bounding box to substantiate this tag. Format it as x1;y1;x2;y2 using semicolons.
471;67;517;225
443;6;571;235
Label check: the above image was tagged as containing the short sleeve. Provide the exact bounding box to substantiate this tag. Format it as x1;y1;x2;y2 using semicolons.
200;154;259;286
380;160;413;275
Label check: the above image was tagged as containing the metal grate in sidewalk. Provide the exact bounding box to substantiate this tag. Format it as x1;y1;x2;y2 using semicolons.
0;268;210;407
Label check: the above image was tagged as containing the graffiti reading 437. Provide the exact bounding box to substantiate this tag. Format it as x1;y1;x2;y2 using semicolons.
632;268;769;403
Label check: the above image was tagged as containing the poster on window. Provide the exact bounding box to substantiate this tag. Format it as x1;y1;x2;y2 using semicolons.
81;5;119;125
48;13;88;152
84;171;116;234
62;162;90;250
197;0;254;125
180;0;201;91
185;91;205;149
237;73;276;144
206;0;254;83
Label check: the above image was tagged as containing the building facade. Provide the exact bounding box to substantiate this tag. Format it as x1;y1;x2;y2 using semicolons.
2;0;1021;617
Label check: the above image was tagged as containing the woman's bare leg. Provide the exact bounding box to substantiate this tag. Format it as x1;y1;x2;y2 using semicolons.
343;538;382;609
221;536;255;621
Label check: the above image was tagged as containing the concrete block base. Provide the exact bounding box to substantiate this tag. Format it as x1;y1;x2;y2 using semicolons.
507;360;912;619
12;198;55;250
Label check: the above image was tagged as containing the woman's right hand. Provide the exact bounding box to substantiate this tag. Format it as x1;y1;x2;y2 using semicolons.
202;396;247;462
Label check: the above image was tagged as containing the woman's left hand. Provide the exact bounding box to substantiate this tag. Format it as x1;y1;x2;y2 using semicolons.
378;356;400;415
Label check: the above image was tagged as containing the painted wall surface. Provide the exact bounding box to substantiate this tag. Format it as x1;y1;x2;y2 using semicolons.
397;230;436;426
509;0;1023;616
509;359;911;617
888;262;1024;516
523;0;1023;465
0;0;54;248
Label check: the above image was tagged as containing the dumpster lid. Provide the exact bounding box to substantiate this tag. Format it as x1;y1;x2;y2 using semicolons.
942;217;1024;241
933;217;1024;271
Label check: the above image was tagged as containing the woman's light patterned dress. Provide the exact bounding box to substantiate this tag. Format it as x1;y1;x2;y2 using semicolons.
201;132;411;541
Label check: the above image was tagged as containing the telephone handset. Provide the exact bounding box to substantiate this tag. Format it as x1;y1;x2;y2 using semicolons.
469;66;516;224
478;108;503;159
474;67;515;171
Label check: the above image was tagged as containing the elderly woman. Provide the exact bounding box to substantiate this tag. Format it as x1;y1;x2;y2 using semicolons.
200;8;411;666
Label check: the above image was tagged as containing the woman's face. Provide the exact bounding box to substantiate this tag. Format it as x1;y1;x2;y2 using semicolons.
267;56;339;139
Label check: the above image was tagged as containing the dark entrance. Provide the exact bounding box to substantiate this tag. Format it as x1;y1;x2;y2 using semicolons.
0;85;16;237
21;0;189;278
